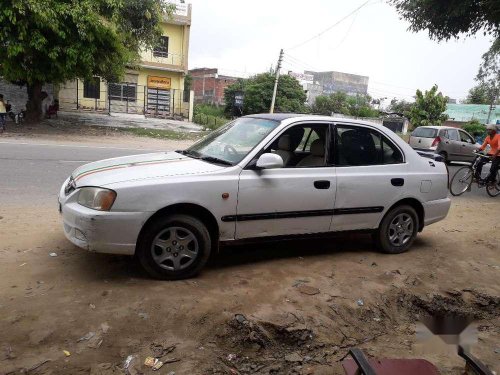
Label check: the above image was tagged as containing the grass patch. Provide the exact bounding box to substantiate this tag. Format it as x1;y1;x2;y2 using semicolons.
120;127;206;141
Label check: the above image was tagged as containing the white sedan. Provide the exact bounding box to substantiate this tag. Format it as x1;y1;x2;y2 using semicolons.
59;114;451;279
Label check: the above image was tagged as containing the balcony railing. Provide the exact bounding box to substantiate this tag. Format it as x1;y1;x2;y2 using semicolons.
141;51;185;69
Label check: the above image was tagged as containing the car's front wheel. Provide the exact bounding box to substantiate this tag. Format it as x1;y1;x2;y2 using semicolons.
136;214;211;280
374;205;418;254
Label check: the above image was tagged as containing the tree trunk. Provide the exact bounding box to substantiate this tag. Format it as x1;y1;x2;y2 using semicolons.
25;82;43;124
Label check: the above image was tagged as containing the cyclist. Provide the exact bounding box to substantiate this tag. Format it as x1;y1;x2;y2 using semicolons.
475;124;500;184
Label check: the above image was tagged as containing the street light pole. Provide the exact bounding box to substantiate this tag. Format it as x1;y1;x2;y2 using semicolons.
270;49;284;114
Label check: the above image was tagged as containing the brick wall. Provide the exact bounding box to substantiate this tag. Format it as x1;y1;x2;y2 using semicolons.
0;79;54;112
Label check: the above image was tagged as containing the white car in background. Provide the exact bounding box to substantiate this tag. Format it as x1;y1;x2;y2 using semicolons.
59;114;451;279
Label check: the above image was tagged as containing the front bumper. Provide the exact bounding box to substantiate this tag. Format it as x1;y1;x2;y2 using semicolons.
59;183;151;255
423;197;451;226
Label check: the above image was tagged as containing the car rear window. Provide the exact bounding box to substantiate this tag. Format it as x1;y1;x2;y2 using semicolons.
411;127;438;138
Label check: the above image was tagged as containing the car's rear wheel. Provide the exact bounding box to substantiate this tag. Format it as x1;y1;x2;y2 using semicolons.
136;214;211;280
374;205;418;254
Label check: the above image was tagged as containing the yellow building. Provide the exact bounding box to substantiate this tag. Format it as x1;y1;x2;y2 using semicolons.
58;2;193;119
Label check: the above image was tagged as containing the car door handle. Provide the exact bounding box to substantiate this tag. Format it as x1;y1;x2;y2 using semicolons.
391;178;404;187
314;180;330;189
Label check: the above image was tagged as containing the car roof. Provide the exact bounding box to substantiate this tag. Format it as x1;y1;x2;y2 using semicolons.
244;113;384;126
415;125;458;130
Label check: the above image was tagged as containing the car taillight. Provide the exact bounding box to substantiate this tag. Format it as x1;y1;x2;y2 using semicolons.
431;136;441;147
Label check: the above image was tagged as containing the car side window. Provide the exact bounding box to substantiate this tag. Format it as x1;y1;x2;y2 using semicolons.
447;129;460;141
459;130;473;144
335;125;403;166
266;123;330;168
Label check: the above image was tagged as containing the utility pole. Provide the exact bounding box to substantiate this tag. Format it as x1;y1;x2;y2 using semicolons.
486;95;496;124
270;49;284;113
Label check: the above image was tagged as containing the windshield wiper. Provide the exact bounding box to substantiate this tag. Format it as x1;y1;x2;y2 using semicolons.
200;156;233;166
176;149;200;159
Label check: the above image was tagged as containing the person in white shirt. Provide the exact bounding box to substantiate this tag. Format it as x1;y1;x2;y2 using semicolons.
41;91;54;118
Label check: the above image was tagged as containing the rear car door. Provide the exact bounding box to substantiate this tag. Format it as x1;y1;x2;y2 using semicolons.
443;128;462;160
458;130;477;162
332;123;406;231
235;122;336;239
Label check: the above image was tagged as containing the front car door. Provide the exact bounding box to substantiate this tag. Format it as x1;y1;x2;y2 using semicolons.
331;123;406;231
443;128;462;161
458;130;477;162
234;121;336;239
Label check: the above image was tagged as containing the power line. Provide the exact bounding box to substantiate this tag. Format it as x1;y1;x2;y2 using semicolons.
286;0;372;51
283;53;320;71
330;11;358;51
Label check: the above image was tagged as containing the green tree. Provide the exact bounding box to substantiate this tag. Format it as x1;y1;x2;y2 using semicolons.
388;98;413;115
346;94;379;118
390;0;499;106
465;83;496;104
0;0;174;122
312;92;350;115
224;73;307;115
463;119;487;137
476;38;500;114
407;85;448;127
312;92;379;118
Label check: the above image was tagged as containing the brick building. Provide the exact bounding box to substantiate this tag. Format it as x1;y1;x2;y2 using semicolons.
189;68;239;106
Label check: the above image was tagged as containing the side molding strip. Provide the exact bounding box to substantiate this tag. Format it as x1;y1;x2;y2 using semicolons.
221;206;384;222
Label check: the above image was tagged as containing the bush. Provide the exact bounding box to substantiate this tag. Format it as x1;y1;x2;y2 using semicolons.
194;104;225;118
193;104;230;130
463;119;486;137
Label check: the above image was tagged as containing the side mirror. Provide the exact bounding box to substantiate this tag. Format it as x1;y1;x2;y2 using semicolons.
256;153;284;169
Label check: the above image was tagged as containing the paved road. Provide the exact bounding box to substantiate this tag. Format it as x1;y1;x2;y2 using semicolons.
0;140;492;206
0;140;167;205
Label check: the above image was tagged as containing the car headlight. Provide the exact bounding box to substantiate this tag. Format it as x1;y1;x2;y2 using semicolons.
77;187;116;211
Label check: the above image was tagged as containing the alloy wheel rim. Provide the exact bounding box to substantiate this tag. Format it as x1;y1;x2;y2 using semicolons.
151;226;199;271
388;213;414;247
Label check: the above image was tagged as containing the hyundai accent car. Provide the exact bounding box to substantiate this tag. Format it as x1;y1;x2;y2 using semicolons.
59;114;451;279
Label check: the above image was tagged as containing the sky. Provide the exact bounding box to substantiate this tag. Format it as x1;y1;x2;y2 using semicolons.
186;0;494;103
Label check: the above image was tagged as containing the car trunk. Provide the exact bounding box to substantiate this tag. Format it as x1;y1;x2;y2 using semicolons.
409;128;438;149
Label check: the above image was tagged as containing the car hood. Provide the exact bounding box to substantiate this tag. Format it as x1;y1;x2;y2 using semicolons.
71;151;226;187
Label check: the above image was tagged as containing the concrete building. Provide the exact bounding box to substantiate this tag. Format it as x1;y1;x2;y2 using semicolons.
189;68;239;106
305;70;369;96
58;1;193;119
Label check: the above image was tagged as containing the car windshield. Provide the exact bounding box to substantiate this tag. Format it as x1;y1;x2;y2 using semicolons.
183;117;279;165
412;127;438;138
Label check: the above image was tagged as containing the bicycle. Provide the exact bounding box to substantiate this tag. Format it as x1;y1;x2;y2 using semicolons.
450;151;500;197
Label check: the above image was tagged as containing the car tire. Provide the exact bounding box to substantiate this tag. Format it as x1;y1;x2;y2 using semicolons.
136;214;211;280
374;205;419;254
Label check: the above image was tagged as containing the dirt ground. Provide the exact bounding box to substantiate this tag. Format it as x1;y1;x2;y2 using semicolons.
0;131;499;375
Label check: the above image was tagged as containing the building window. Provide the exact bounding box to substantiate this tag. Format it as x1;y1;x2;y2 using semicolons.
109;83;137;102
203;89;215;96
84;77;100;99
153;36;169;58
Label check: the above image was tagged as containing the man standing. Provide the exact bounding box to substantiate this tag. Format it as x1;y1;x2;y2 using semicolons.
475;124;500;184
0;94;7;133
